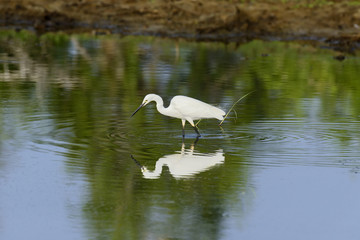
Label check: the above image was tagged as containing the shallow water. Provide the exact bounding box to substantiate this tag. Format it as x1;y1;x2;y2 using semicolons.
0;30;360;240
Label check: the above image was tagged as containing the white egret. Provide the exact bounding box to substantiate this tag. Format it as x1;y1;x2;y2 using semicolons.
131;94;225;137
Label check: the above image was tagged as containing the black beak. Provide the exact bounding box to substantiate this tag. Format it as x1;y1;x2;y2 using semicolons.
131;103;145;118
131;155;143;168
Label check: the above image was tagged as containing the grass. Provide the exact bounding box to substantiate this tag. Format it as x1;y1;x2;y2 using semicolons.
219;91;254;126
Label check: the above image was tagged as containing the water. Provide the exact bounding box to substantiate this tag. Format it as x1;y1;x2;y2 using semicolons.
0;30;360;240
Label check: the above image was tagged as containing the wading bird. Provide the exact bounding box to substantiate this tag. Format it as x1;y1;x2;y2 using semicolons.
131;94;225;137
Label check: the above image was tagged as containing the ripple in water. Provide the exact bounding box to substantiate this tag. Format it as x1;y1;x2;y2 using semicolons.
225;119;360;169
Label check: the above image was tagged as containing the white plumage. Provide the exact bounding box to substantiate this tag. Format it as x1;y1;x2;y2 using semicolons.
131;94;225;137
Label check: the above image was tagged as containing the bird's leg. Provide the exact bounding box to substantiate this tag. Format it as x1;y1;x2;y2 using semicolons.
195;119;201;127
181;142;185;153
186;118;201;137
193;126;201;137
192;136;200;147
181;119;186;138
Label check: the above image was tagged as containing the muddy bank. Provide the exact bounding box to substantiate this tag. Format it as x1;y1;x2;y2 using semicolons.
1;0;360;51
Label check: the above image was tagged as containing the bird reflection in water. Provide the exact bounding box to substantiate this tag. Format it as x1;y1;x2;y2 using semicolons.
131;141;224;179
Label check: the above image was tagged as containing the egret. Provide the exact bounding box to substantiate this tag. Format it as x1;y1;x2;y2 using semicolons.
131;94;226;137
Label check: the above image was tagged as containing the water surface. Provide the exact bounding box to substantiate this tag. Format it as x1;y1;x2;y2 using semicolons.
0;30;360;239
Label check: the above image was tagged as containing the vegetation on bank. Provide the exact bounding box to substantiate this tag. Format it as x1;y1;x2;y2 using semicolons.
0;0;359;44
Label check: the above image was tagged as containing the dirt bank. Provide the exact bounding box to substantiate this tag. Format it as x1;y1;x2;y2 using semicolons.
1;0;360;51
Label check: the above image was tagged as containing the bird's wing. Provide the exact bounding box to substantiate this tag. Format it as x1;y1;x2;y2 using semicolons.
170;96;225;120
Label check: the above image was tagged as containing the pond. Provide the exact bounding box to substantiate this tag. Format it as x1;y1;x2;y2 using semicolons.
0;30;360;240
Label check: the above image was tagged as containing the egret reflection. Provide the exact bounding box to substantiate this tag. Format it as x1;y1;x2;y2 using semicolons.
132;143;224;179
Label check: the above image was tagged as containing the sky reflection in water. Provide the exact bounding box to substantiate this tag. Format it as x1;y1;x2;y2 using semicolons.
0;30;360;240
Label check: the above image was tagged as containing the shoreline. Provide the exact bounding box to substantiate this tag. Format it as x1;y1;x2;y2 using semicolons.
1;0;359;52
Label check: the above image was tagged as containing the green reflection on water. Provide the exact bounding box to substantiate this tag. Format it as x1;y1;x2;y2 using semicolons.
0;29;360;239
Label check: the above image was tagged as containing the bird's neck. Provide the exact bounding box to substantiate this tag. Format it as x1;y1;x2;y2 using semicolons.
142;160;165;179
155;98;171;116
